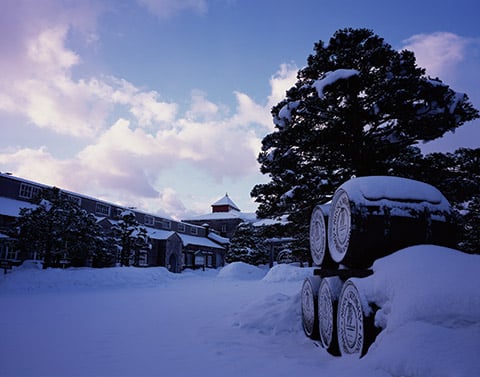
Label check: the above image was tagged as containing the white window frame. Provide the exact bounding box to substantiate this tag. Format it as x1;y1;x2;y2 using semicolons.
19;183;41;199
177;223;186;232
190;227;198;235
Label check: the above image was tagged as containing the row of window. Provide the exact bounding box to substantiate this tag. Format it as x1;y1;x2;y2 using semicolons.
18;183;198;235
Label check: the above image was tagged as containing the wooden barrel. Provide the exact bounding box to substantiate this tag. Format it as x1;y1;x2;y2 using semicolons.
337;279;378;357
327;176;455;268
309;204;330;267
318;276;342;355
301;276;321;339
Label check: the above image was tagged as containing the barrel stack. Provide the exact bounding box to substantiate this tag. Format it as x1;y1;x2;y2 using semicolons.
301;176;455;357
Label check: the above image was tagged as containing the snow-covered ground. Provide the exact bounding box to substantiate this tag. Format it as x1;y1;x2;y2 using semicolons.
0;245;479;377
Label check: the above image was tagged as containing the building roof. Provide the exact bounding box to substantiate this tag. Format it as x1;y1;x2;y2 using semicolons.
212;193;240;212
145;227;176;241
177;233;224;250
207;232;230;245
183;210;257;222
0;197;37;217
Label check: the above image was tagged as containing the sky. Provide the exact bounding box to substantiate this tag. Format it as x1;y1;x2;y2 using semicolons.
0;0;479;220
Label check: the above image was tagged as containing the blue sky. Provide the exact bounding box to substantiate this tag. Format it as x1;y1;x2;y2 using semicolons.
0;0;479;219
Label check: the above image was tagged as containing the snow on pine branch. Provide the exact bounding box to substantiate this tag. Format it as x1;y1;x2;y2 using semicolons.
312;69;359;98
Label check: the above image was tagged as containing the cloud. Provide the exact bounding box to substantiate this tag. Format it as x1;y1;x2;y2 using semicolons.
268;63;298;108
401;32;480;153
186;90;221;121
0;1;300;219
0;147;69;186
0;2;109;138
0;17;178;138
137;0;207;19
402;32;471;80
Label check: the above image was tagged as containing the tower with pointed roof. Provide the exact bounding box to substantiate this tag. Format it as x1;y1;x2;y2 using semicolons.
211;193;240;213
182;193;256;239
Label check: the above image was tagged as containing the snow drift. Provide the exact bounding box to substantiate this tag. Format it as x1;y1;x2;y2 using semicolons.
0;246;479;377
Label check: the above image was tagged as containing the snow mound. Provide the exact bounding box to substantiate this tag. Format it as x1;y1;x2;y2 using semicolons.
262;264;315;283
233;292;301;335
0;266;177;293
361;245;480;330
217;262;267;280
351;245;480;376
339;175;450;207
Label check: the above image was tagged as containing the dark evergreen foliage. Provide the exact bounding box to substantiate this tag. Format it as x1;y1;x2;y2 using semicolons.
458;196;480;254
15;187;105;268
251;28;479;261
112;211;149;267
227;222;268;265
416;148;480;252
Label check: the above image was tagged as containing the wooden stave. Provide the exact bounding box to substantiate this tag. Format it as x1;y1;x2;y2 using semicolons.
336;279;379;358
310;204;336;267
301;275;322;339
327;189;455;269
318;276;343;355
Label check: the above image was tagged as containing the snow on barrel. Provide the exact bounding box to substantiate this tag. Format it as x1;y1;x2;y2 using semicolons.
327;176;455;269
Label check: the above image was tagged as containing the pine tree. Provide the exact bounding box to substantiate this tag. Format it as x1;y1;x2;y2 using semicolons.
112;211;149;267
417;148;480;252
251;28;479;261
459;196;480;254
16;187;104;268
227;222;268;265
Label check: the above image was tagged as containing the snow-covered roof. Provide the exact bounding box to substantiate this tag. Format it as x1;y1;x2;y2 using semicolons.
0;197;37;217
177;233;224;250
212;193;240;212
145;227;176;241
184;211;257;222
207;232;230;245
144;226;224;249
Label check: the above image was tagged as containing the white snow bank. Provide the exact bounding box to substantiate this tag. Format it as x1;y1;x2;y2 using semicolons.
360;245;480;329
233;292;301;335
351;245;480;377
0;266;178;293
1;248;479;377
262;263;315;283
217;262;268;280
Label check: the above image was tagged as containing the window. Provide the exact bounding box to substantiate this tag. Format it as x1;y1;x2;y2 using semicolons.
177;223;186;232
161;220;171;230
19;183;41;199
66;194;82;207
95;202;111;216
144;215;155;226
190;227;198;235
